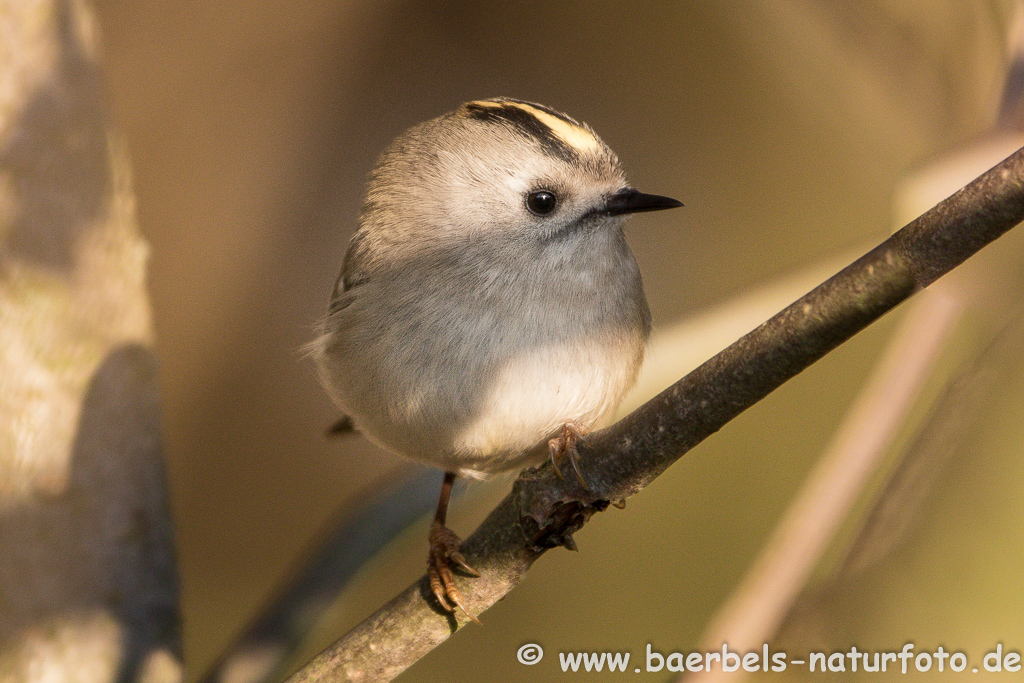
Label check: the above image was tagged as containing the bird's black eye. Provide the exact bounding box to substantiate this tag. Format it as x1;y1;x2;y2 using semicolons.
526;190;557;216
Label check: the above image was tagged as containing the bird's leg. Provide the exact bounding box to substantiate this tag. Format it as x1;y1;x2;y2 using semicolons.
427;471;481;624
548;420;590;489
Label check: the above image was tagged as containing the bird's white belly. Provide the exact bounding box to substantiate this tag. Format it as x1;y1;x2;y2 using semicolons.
443;335;639;477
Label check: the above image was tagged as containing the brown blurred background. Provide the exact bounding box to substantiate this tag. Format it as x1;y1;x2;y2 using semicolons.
88;1;1020;680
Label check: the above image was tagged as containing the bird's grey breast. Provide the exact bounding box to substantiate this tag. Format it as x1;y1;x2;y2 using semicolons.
320;226;648;470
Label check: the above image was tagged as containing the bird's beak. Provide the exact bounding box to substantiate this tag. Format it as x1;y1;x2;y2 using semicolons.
603;188;683;216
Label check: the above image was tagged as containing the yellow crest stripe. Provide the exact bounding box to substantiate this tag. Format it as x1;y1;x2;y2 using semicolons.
501;101;602;155
466;99;602;158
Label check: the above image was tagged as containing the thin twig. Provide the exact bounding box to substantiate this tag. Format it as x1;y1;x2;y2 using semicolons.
286;145;1024;683
687;292;962;683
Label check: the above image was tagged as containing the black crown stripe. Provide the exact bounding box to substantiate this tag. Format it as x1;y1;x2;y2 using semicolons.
464;101;582;165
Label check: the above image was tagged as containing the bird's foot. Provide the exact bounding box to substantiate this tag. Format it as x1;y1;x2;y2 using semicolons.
428;520;481;624
548;420;591;489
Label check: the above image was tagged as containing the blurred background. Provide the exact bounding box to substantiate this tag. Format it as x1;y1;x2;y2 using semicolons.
86;1;1022;680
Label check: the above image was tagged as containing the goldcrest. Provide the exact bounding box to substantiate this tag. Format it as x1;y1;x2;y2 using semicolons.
310;98;682;621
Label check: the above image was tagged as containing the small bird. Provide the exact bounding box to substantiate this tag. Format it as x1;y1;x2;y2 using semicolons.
310;98;681;622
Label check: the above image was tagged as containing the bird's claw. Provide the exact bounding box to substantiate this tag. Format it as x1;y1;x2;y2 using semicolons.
428;521;481;624
548;420;591;490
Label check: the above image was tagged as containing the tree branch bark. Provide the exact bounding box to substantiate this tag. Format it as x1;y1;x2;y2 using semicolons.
0;1;182;680
286;144;1024;683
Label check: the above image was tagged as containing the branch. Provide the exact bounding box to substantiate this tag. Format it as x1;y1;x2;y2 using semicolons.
1;0;182;680
285;145;1024;683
